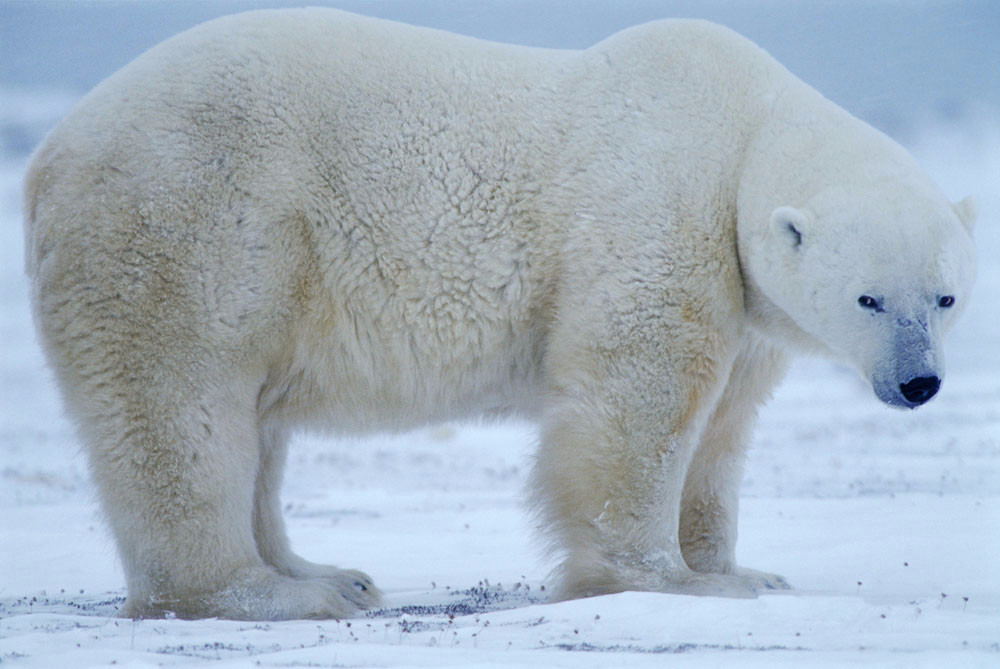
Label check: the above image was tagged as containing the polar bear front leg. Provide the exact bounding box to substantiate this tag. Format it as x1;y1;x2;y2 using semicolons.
533;319;757;600
679;337;791;591
251;424;381;608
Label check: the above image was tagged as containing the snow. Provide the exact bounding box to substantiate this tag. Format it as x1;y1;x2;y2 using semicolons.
2;4;999;667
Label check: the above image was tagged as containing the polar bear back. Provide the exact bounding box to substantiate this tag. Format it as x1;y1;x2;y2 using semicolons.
25;10;581;431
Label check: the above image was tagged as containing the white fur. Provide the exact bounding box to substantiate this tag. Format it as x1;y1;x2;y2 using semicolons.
23;9;976;619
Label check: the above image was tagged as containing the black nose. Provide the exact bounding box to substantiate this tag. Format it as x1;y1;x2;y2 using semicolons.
899;376;940;406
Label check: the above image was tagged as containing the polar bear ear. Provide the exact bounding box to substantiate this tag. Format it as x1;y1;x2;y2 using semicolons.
770;206;811;249
953;195;977;234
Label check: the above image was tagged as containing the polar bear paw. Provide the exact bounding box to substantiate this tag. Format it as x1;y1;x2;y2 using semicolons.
670;570;760;598
731;566;791;592
558;562;771;601
121;566;380;620
307;566;382;611
271;557;382;611
655;567;790;598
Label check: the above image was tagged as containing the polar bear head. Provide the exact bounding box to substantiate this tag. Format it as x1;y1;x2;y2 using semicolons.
739;121;977;409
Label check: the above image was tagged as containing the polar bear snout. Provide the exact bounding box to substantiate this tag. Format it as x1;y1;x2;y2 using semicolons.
865;306;950;410
899;375;940;406
874;368;942;409
874;374;941;409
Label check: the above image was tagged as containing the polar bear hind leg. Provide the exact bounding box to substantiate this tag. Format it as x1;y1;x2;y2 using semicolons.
29;256;375;619
679;336;791;591
251;423;380;604
93;364;373;620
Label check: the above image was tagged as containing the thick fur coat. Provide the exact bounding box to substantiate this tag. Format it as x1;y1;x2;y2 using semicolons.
24;9;975;620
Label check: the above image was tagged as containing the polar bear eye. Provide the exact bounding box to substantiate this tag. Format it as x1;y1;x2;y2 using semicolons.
938;295;956;308
858;295;882;311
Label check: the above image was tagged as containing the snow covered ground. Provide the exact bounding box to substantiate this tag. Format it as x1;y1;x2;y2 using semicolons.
2;4;999;667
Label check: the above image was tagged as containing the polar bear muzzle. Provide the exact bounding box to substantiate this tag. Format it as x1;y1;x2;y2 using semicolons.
872;326;944;410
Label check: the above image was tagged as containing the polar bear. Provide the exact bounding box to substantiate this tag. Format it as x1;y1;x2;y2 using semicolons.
24;9;976;620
